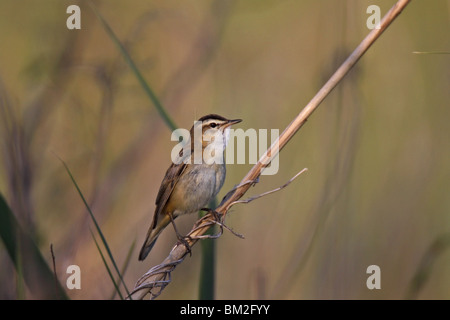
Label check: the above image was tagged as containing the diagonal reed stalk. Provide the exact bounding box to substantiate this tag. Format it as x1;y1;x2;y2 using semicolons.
130;0;413;299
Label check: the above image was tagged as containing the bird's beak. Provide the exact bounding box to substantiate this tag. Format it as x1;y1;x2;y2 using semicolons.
224;118;242;128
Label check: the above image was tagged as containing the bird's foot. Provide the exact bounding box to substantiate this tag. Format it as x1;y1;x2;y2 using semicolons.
200;207;222;223
176;235;192;256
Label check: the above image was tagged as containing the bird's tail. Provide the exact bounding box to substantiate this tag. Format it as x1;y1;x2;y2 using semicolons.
138;214;171;261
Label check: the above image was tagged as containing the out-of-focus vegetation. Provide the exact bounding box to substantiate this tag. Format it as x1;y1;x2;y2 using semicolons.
0;0;449;299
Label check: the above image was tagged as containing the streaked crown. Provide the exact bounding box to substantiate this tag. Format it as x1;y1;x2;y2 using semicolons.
189;114;242;151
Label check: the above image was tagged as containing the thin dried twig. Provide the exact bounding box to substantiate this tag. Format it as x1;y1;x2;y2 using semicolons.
50;244;58;297
227;168;308;209
130;0;412;300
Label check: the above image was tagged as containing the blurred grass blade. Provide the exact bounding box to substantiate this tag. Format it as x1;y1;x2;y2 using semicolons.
0;193;18;263
15;247;25;299
111;239;136;300
91;229;124;300
89;1;177;131
58;157;131;297
406;233;450;299
0;193;68;299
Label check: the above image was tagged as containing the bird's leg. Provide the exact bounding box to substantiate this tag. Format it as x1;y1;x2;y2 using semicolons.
168;212;192;256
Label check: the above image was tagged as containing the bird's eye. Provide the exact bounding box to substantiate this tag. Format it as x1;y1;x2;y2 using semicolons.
210;122;217;128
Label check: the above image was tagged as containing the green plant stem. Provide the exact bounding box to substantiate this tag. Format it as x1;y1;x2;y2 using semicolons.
198;198;217;300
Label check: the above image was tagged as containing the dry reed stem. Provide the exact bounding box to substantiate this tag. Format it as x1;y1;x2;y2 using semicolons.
130;169;308;299
130;0;412;300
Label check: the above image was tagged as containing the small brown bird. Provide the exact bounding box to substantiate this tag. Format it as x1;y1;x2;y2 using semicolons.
138;114;242;260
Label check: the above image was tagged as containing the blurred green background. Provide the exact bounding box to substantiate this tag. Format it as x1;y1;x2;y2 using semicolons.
0;0;449;299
